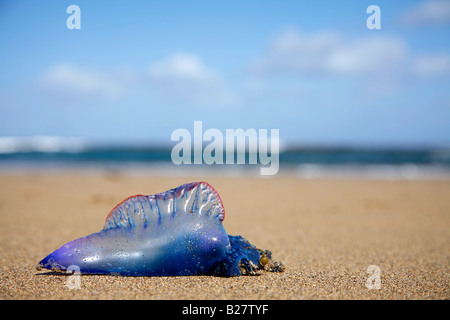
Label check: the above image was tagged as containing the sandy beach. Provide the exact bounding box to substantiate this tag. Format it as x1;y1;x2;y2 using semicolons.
0;172;449;300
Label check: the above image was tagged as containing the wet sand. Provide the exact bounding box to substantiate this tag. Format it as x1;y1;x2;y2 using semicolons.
0;172;449;299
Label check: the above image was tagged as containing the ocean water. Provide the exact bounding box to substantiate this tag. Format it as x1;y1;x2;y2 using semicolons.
0;137;449;180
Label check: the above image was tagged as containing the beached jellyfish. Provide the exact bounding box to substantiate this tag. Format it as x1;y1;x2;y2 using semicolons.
37;182;285;277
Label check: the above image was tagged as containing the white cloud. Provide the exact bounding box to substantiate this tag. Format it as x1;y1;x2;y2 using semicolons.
149;53;216;82
147;53;241;108
38;55;241;108
40;64;134;102
326;36;407;76
246;27;450;101
412;54;450;77
400;0;450;26
249;27;450;84
250;28;408;77
251;28;341;75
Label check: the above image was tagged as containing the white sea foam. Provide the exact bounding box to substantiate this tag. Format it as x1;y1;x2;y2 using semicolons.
0;136;86;154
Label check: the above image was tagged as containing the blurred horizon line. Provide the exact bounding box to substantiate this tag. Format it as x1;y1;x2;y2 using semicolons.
1;135;450;154
1;135;450;180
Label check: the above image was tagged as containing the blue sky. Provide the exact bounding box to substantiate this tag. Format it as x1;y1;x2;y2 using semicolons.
0;0;449;146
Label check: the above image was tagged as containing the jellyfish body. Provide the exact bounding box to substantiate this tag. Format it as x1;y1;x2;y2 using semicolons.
38;182;283;277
